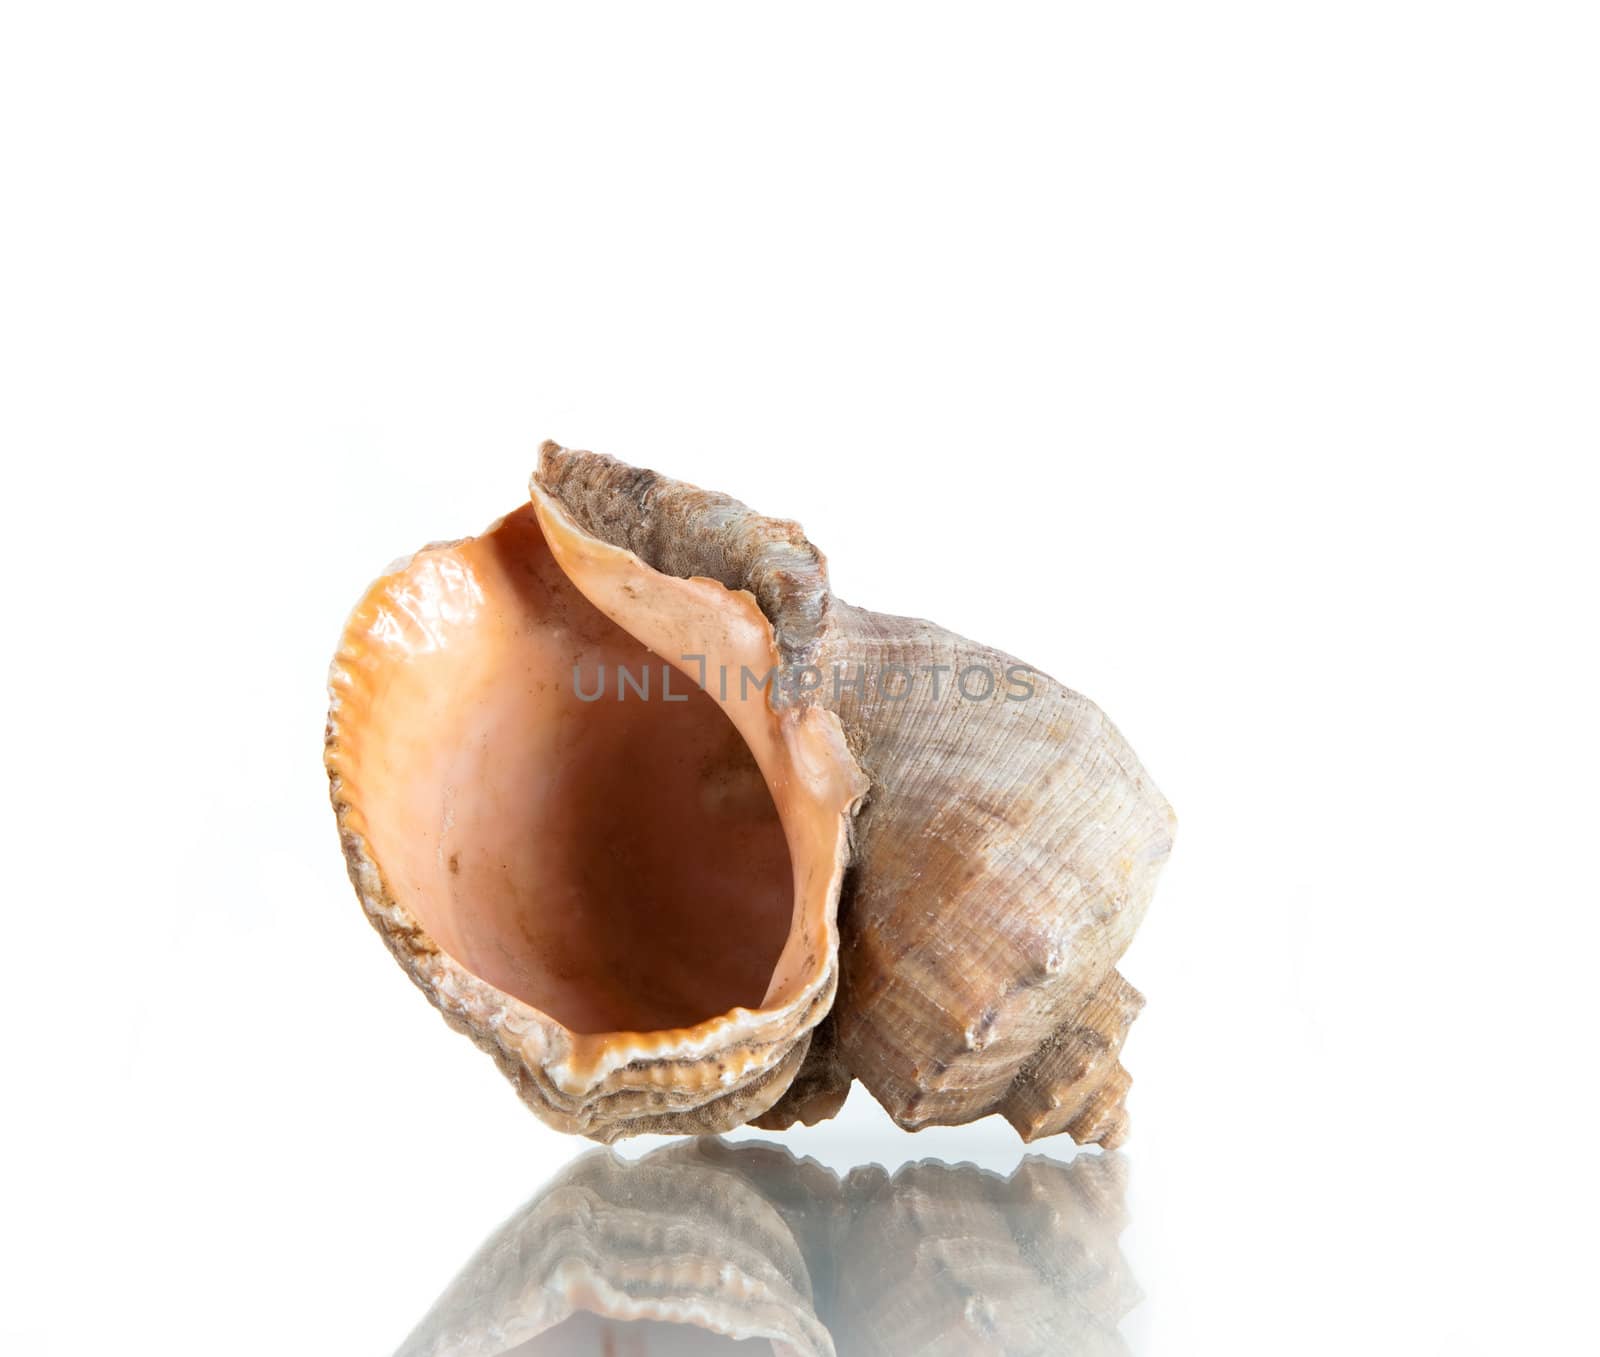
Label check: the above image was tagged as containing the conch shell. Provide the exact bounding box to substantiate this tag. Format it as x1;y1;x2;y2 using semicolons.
326;442;1173;1144
396;1137;1139;1356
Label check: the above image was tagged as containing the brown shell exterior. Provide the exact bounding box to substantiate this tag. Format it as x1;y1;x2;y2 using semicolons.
537;443;1176;1147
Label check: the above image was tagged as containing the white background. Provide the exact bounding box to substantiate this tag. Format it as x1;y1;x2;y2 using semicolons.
3;4;1596;1354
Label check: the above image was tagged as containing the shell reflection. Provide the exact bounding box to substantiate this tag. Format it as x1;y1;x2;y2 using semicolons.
397;1138;1137;1357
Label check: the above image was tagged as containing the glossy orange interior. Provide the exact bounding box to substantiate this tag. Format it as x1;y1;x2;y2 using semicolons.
336;507;794;1034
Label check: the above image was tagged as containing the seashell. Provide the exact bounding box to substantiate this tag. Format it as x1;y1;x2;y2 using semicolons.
529;444;1175;1147
396;1137;1138;1357
327;440;1172;1145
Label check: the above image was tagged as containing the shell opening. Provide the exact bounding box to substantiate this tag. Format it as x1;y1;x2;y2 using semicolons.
328;502;812;1030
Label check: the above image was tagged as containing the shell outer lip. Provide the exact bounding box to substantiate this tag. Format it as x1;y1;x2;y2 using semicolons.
326;496;864;1139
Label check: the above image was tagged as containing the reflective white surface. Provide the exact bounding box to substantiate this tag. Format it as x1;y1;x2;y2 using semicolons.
3;4;1596;1353
394;1135;1136;1355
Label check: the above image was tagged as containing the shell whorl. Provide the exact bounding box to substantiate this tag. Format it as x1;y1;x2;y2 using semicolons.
802;603;1172;1145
